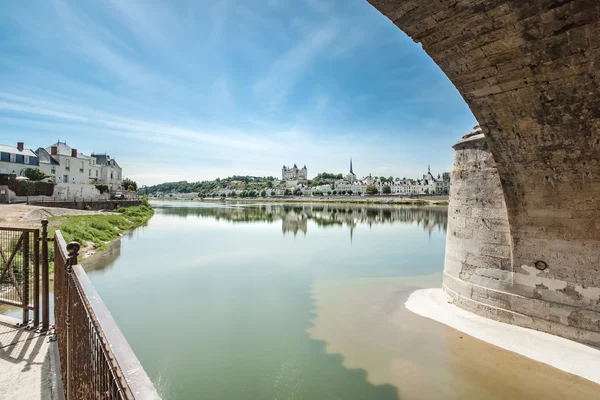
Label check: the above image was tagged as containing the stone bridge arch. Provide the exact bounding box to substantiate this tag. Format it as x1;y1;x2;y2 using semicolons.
368;0;600;344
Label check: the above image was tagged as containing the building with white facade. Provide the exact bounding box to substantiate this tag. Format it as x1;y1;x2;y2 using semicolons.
332;160;450;196
0;142;39;175
35;142;123;190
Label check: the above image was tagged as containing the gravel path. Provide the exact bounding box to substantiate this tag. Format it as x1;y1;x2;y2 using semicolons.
0;204;110;228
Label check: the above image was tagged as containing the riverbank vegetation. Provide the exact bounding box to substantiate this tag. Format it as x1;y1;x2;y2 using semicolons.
49;202;154;250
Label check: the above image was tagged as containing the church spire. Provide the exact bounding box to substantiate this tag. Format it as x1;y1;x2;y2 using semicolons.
350;157;353;174
428;164;430;174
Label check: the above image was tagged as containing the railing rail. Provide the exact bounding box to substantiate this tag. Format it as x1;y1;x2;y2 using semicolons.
54;230;160;399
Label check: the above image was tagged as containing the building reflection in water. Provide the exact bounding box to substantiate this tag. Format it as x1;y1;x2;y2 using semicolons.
156;203;448;238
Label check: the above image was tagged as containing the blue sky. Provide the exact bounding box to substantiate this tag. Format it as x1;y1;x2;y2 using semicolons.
0;0;477;185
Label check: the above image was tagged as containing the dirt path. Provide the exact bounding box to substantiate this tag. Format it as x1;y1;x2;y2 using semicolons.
0;204;110;229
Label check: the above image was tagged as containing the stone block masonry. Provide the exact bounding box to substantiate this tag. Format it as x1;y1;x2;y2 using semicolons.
444;134;600;345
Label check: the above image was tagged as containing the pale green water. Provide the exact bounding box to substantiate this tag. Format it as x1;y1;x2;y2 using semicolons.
88;201;447;399
15;201;597;399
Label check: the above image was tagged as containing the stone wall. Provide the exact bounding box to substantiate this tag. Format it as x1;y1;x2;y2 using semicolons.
445;133;600;345
1;183;110;204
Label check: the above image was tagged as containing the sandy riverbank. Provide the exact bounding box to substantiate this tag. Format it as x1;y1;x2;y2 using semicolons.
405;288;600;385
308;277;600;399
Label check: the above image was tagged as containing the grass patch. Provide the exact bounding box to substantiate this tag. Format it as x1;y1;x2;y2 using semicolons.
49;204;154;250
433;201;449;206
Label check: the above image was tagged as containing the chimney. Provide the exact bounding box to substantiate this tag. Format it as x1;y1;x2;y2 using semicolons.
71;149;78;158
17;142;24;151
51;146;58;155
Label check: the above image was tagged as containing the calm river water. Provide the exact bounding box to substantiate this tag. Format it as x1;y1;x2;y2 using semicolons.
11;201;598;399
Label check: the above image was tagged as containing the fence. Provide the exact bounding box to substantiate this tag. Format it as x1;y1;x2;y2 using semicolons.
0;226;49;329
54;230;160;399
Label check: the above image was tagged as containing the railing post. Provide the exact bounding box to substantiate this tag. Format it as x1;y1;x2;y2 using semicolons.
22;232;30;324
65;241;79;400
41;219;50;331
67;242;80;266
33;229;40;327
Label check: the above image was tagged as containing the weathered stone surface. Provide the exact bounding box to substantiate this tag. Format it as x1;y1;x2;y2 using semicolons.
368;0;600;345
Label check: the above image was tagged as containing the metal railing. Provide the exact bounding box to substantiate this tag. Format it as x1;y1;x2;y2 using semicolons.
54;230;160;399
0;226;48;329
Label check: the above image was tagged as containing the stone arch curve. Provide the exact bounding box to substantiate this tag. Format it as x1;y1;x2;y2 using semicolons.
368;0;600;344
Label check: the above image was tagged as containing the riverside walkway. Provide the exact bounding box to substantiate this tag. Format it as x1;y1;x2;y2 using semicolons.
0;315;60;400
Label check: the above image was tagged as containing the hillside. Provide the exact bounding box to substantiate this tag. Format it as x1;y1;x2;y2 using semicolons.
141;173;348;196
141;176;278;196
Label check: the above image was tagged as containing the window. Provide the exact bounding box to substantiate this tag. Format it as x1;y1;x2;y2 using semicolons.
63;175;69;183
96;170;98;177
89;169;91;176
51;167;56;175
24;155;30;164
80;161;84;173
10;153;16;162
65;159;70;170
111;172;114;179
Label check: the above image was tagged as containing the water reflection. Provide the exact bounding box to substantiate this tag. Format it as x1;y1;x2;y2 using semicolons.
83;237;122;272
154;203;448;237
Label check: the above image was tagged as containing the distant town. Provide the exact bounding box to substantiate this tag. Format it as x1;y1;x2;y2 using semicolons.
144;159;451;199
0;138;450;202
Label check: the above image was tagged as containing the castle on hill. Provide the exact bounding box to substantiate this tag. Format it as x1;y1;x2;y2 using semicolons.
282;164;307;183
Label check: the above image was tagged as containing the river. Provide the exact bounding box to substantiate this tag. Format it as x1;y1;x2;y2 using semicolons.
5;201;598;399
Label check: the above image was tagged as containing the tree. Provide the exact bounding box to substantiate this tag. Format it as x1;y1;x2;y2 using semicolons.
382;185;391;194
332;190;337;195
20;168;49;181
271;190;276;196
260;190;266;197
122;178;138;191
366;185;378;195
293;188;302;196
347;190;353;195
284;189;292;196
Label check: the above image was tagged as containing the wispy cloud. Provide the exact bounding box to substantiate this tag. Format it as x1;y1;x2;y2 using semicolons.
252;20;340;111
0;0;476;185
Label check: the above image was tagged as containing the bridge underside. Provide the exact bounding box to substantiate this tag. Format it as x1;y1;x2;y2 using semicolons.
368;0;600;344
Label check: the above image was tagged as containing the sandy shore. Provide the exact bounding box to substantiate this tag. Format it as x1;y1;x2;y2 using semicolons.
405;288;600;385
308;277;600;399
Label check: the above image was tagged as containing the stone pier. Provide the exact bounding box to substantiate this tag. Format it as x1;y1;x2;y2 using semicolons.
368;0;600;345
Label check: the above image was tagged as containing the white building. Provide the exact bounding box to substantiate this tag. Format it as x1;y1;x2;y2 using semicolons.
36;142;123;191
0;142;39;175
